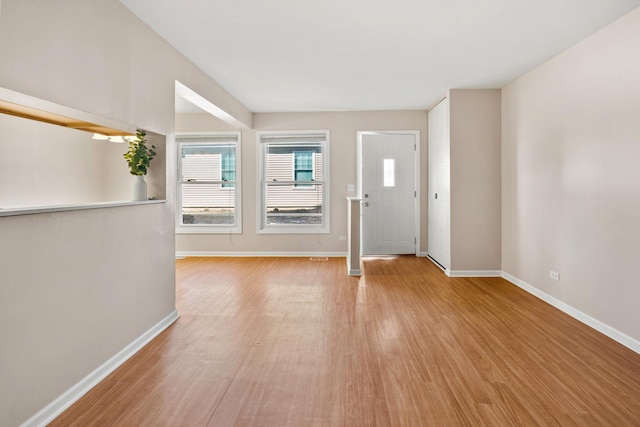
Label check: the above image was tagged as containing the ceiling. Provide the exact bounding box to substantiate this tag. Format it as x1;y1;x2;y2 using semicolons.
121;0;640;114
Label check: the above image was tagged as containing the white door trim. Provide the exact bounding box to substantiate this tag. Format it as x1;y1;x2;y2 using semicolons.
357;130;420;256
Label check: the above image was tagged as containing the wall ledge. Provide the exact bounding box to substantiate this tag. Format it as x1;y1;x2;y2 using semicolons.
0;200;166;218
20;310;179;427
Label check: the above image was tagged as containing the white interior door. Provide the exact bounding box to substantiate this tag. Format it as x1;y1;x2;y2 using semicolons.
360;133;417;255
427;99;450;269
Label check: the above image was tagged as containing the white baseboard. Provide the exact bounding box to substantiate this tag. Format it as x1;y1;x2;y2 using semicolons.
417;251;429;257
176;251;347;258
426;255;448;273
21;310;179;427
448;270;502;277
345;258;361;276
501;272;640;355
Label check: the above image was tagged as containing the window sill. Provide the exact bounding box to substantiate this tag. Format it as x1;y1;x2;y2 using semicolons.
0;200;166;217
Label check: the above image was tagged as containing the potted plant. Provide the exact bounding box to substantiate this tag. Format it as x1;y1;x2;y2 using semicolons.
123;130;157;201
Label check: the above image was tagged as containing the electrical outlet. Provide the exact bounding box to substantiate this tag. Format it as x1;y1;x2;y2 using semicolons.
550;270;559;280
339;236;347;241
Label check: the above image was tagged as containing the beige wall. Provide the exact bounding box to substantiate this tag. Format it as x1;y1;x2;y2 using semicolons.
502;7;640;341
175;111;428;254
449;89;502;271
0;114;166;208
0;114;111;208
0;0;250;425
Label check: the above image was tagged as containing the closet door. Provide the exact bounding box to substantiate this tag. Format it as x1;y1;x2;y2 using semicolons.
427;98;450;269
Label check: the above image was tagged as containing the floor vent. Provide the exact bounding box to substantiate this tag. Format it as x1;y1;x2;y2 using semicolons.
309;257;329;261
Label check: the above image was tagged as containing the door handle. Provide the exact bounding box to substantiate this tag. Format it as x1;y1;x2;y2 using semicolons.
363;202;369;207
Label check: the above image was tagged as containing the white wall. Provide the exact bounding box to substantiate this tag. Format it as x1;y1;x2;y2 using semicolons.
502;7;640;342
0;0;250;425
175;111;429;254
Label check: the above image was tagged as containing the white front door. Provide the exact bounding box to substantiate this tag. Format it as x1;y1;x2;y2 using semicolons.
360;132;417;255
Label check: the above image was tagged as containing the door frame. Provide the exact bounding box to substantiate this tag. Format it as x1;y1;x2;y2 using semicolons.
357;130;421;256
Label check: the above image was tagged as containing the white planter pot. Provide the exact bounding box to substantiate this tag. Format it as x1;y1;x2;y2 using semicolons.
132;175;147;201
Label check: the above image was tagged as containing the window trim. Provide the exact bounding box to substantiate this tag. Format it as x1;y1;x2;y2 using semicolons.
176;132;242;234
257;130;330;234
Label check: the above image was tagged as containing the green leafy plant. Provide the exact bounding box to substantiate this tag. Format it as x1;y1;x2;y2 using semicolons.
123;130;157;176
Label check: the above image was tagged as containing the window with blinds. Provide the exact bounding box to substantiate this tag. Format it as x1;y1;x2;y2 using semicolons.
258;131;330;234
177;133;241;233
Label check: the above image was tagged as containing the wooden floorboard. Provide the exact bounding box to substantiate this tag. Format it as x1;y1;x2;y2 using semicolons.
50;256;640;426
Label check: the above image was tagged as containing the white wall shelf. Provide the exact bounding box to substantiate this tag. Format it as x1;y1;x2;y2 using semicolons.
0;200;166;218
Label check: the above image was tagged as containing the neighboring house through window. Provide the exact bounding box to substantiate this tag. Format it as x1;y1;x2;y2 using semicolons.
258;131;330;233
177;133;241;233
294;151;313;187
221;150;235;188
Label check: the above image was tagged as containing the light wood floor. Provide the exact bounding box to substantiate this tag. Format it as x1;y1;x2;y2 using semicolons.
51;256;640;426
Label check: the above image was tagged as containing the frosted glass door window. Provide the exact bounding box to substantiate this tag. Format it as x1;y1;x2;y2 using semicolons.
384;159;395;187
